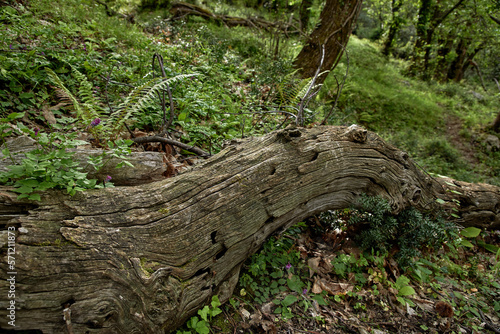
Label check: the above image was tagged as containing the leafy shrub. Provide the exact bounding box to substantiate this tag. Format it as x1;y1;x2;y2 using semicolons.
347;194;455;268
422;138;461;164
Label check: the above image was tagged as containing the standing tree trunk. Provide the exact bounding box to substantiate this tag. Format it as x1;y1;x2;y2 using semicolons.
433;35;455;81
382;0;403;56
293;0;363;85
411;0;466;78
1;125;499;333
447;41;484;82
299;0;313;32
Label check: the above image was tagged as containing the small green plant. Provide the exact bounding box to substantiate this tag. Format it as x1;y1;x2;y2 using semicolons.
0;122;105;200
238;222;327;321
0;117;133;200
331;253;369;285
176;295;222;334
390;275;416;307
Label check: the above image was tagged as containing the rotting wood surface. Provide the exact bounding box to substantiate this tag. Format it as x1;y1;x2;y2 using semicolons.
0;125;498;333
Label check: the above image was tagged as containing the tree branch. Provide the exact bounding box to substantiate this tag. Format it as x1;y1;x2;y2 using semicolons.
132;135;210;157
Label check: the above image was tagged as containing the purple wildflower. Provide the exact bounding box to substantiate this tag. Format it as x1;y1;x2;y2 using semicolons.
302;288;308;295
105;175;112;183
90;118;101;127
9;44;13;49
34;127;39;136
285;262;292;270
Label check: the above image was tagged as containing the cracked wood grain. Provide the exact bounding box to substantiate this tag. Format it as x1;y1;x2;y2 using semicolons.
0;125;498;333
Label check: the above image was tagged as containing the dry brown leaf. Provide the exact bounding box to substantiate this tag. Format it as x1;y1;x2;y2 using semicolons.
42;107;57;125
308;257;322;278
313;277;354;295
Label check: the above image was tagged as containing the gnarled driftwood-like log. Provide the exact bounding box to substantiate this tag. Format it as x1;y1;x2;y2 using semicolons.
0;125;499;333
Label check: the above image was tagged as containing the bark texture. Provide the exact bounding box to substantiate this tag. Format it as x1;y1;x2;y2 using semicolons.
0;125;499;333
293;0;363;84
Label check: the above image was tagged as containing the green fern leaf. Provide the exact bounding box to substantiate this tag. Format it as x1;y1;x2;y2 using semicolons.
107;73;198;137
45;67;102;124
45;68;84;117
276;71;326;106
69;65;102;122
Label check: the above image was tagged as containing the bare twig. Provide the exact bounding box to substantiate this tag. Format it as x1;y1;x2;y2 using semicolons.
98;77;135;88
470;60;487;92
132;136;210;158
225;110;297;118
297;44;325;126
322;41;349;125
152;53;175;136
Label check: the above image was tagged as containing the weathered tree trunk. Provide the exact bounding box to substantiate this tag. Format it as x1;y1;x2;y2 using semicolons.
1;125;499;333
293;0;363;84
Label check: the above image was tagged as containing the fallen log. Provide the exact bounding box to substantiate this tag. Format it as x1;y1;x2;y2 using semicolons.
0;136;168;186
170;2;296;32
0;125;498;333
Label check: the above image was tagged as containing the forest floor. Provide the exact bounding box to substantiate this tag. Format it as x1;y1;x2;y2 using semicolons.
211;223;500;334
444;115;479;167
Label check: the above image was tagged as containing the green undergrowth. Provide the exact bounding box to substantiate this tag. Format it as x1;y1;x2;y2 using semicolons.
177;196;499;333
322;36;500;186
2;0;499;193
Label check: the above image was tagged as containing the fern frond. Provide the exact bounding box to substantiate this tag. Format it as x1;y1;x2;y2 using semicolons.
69;65;102;122
45;67;102;124
107;73;198;136
45;68;84;116
276;71;328;106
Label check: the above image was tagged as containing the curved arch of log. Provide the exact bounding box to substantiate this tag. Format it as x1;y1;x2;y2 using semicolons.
0;125;498;333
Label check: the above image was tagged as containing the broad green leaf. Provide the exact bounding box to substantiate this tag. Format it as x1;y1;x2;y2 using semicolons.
178;111;189;122
13;185;35;194
460;240;474;248
311;294;328;305
210;295;221;309
197;306;209;321
5;112;24;122
209;308;222;317
398;286;415;296
17;179;39;188
477;240;499;254
28;193;41;201
194;320;209;334
460;227;481;238
395;275;410;289
281;294;298;307
287;276;304;293
36;181;57;191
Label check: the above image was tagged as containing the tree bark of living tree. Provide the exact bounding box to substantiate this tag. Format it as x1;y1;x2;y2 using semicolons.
410;0;466;78
1;125;499;333
299;0;313;32
293;0;363;85
382;0;403;57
